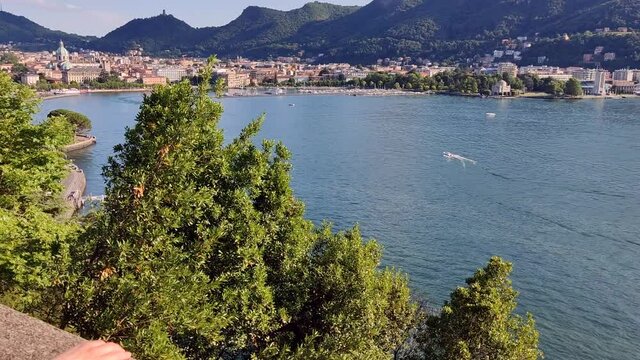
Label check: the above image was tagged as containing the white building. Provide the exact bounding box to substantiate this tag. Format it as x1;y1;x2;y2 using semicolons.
492;80;511;96
613;69;634;82
21;73;39;86
571;68;596;81
155;67;189;82
593;70;607;96
62;67;102;84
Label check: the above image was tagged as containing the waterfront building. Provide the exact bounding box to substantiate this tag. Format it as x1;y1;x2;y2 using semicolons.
20;73;39;86
62;67;102;84
593;70;607;95
611;80;636;94
613;69;634;81
571;68;596;81
154;67;189;82
491;80;511;96
141;76;167;85
218;71;251;88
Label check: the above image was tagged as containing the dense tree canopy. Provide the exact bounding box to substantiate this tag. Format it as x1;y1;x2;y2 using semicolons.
55;60;416;359
565;78;584;96
409;257;541;360
0;71;77;314
48;109;92;134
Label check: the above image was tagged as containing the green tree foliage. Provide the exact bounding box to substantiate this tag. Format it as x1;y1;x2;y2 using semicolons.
543;78;566;96
10;63;29;82
409;257;542;360
0;71;77;314
48;109;92;134
564;78;583;96
57;60;416;359
354;70;515;95
0;52;19;64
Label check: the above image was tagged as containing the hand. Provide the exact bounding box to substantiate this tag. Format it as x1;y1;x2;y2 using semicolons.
53;340;132;360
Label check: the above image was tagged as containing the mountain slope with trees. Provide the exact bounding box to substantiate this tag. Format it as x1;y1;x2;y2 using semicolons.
90;13;198;55
3;0;640;63
0;11;92;50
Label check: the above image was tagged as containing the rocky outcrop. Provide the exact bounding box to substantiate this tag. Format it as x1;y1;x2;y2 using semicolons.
61;163;86;218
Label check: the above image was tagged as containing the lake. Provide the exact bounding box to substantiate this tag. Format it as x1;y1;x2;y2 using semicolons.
37;93;640;360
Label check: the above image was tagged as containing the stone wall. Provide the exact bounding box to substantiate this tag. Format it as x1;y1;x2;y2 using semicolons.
0;305;84;360
62;135;96;153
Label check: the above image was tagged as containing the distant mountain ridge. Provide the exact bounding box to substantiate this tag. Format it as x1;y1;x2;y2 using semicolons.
2;0;640;65
0;10;93;50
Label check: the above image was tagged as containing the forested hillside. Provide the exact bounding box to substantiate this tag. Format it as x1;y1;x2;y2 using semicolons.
3;0;640;64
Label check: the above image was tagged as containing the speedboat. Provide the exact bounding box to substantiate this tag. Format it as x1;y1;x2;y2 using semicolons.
443;152;477;166
486;112;496;118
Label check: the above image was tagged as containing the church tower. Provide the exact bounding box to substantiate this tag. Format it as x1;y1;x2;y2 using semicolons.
56;40;70;63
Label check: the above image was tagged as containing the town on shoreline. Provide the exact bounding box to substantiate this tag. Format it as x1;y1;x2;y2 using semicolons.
2;40;640;100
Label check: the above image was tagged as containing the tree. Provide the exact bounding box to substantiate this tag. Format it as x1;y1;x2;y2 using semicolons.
409;257;542;360
0;52;19;65
0;71;77;315
543;78;565;96
10;63;29;82
564;78;583;97
48;109;92;134
57;59;416;359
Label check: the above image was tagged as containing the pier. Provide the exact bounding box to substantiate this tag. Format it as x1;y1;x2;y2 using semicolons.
62;134;96;153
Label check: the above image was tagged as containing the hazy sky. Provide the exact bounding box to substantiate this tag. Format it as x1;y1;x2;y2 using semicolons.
2;0;370;37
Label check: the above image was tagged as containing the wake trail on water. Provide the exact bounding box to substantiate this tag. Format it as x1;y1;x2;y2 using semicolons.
476;165;627;200
495;201;640;248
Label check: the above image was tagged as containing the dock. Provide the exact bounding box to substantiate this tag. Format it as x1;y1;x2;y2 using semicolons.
62;134;96;153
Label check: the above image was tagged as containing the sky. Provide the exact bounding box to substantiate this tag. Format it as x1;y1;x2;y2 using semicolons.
2;0;370;37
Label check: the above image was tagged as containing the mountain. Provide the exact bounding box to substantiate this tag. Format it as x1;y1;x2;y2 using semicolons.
90;2;360;56
3;0;640;65
194;2;361;58
294;0;640;62
0;11;93;50
91;13;198;55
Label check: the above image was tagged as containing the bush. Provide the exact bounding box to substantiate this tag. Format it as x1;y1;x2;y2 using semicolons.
47;109;92;133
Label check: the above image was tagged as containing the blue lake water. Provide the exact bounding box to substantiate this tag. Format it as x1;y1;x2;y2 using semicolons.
37;93;640;360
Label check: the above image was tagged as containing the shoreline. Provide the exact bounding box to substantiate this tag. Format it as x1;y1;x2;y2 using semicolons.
39;88;151;100
39;87;639;101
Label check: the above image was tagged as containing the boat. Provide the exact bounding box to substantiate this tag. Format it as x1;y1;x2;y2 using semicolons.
289;103;295;107
443;152;477;166
486;112;496;118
